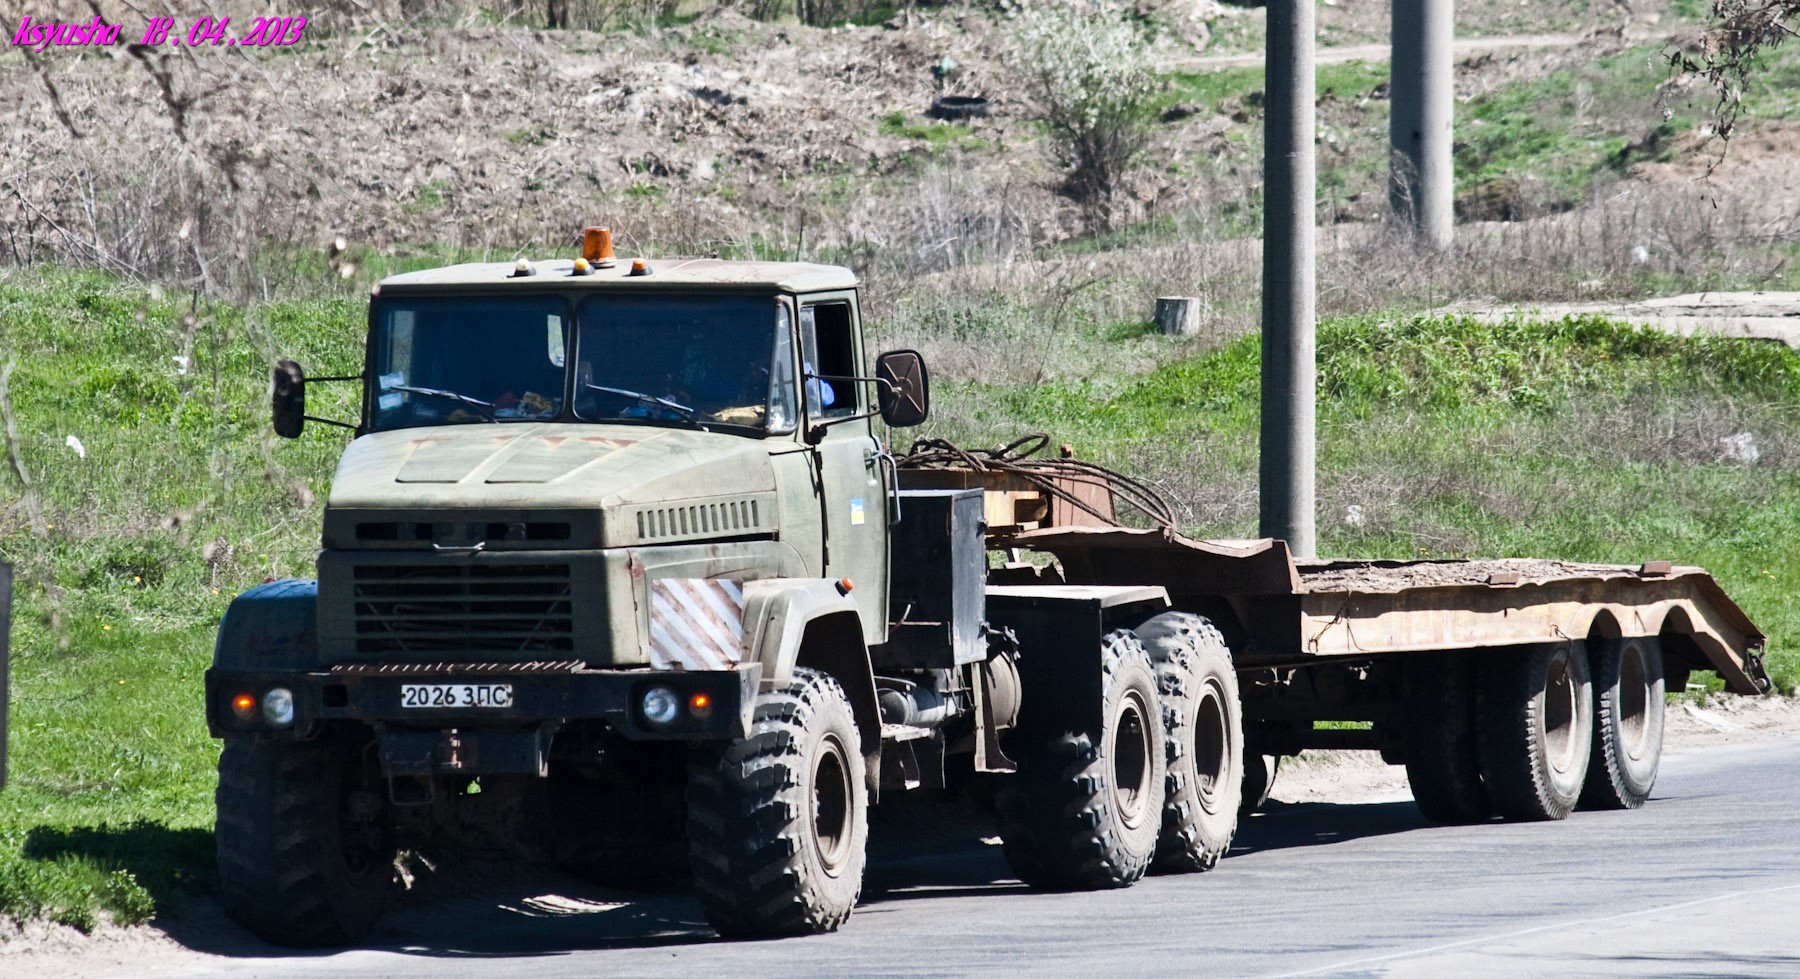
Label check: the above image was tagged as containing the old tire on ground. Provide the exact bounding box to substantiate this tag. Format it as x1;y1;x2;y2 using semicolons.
215;732;395;947
1477;642;1594;821
1136;612;1241;872
1241;753;1280;816
1401;651;1493;824
1579;636;1665;810
996;628;1166;889
686;667;867;937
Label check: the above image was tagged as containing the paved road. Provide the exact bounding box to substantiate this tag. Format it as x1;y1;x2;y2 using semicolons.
165;737;1800;978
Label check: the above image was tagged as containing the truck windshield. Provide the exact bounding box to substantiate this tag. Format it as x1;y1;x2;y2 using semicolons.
574;294;794;431
368;293;797;434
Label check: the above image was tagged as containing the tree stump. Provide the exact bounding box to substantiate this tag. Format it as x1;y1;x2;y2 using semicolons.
1154;296;1201;337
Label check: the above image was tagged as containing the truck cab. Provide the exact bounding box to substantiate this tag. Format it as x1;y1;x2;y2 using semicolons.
208;236;937;945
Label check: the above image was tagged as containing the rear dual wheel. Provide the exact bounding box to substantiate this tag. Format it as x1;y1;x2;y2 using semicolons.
1580;636;1665;810
1137;613;1242;872
1402;651;1492;824
996;629;1166;889
1478;642;1594;821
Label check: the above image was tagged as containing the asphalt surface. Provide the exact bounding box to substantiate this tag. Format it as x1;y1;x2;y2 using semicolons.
163;737;1800;979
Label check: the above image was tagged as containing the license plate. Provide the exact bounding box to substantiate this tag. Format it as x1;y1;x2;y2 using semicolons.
400;683;514;709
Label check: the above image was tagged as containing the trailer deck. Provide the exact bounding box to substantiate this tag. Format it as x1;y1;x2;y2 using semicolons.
1008;525;1769;694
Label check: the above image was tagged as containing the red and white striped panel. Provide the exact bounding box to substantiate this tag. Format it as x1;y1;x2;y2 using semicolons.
649;578;745;671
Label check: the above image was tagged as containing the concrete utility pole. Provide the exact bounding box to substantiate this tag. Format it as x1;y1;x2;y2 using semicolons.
1259;0;1317;558
1390;0;1455;249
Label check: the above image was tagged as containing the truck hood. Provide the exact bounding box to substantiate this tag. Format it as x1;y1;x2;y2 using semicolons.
326;423;780;510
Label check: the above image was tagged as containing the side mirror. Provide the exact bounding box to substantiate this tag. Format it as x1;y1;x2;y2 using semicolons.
271;359;306;439
875;349;929;428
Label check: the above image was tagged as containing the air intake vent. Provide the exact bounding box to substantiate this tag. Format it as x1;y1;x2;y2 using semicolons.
637;499;761;541
351;563;573;655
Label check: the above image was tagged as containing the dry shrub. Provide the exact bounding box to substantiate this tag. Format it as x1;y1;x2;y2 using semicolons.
1005;3;1158;230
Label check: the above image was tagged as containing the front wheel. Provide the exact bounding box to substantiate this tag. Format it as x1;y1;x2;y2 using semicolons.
686;668;867;938
214;732;395;947
996;628;1166;889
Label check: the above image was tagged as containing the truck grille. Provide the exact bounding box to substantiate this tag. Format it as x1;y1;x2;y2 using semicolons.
351;564;575;655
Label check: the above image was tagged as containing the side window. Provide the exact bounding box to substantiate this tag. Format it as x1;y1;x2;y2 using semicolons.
767;303;798;432
800;301;859;419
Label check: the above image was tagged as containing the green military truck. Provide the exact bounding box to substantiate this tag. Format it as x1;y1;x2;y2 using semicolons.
208;231;1769;947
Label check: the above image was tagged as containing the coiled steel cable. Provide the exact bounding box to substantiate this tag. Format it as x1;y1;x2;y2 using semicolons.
897;434;1178;533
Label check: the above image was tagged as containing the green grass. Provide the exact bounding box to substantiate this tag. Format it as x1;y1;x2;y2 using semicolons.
1156;61;1387;113
878;112;987;153
0;265;363;932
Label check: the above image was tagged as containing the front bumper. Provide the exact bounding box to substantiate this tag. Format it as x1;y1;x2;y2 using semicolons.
206;661;761;767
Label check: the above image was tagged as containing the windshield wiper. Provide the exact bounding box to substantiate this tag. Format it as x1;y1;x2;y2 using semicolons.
389;384;497;422
585;384;710;431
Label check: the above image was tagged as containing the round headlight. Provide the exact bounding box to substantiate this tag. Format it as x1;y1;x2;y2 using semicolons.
262;687;296;728
641;686;680;727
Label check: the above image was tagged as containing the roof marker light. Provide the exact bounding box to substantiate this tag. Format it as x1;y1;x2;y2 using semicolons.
571;256;594;276
510;258;536;278
628;258;652;277
582;227;617;269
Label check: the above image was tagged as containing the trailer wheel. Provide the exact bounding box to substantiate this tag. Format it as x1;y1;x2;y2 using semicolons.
686;667;867;937
1477;642;1594;821
1579;636;1665;810
996;629;1166;889
1136;613;1242;872
214;732;395;947
1401;652;1492;824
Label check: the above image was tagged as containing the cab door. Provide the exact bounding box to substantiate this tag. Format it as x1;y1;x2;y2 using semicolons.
801;295;890;646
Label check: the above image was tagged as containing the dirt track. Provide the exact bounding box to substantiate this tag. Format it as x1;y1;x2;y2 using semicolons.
1447;291;1800;349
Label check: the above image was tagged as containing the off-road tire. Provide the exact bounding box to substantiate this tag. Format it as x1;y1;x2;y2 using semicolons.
1579;636;1665;810
1477;642;1594;821
686;668;867;938
1137;613;1241;872
1401;652;1493;824
215;732;395;947
996;629;1166;889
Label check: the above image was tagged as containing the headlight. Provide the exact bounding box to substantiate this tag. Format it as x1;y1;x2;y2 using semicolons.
641;686;680;727
262;687;296;727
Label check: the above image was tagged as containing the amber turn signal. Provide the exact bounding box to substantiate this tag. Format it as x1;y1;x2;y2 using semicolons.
688;692;714;718
230;692;257;720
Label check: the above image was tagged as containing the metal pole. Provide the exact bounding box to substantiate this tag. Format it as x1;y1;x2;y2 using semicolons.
1390;0;1455;249
1260;0;1317;558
